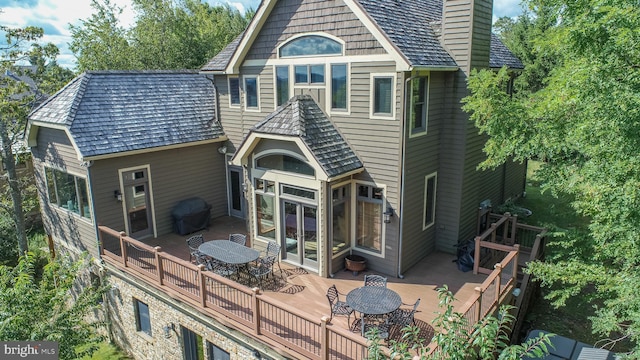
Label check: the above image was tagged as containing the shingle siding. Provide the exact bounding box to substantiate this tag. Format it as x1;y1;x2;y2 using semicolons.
246;0;385;60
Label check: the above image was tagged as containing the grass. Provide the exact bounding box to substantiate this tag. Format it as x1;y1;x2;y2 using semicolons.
512;161;605;348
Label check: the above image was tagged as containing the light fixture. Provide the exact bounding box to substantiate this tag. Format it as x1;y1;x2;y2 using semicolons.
383;207;393;224
217;145;227;154
252;349;261;359
242;182;248;193
113;190;122;202
163;323;175;338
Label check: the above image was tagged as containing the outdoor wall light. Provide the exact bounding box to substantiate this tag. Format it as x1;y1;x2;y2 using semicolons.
383;207;393;224
217;145;227;155
113;190;122;202
163;323;175;338
252;349;261;359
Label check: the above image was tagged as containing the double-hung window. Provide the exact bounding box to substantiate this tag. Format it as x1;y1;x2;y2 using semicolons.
371;74;395;118
244;76;259;110
331;64;347;111
228;77;240;106
275;66;290;106
410;76;429;135
356;184;384;253
423;173;437;229
207;343;230;360
134;299;151;336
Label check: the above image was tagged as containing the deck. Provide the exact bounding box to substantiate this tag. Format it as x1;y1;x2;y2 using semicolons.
100;216;525;359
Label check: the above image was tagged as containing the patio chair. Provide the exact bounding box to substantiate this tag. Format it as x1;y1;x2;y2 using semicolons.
387;298;420;328
249;255;276;288
326;284;354;326
363;274;387;287
186;234;204;262
193;251;213;271
229;233;247;246
210;259;239;279
265;241;284;279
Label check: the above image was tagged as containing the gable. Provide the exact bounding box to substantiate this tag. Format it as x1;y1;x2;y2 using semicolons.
246;0;385;60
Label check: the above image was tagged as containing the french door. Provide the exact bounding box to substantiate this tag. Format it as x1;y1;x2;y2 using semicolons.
282;200;318;270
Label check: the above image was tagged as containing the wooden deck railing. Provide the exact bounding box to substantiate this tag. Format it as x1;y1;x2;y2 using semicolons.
99;225;369;360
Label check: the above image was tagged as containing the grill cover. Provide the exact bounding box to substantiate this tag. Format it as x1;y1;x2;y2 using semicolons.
171;197;211;235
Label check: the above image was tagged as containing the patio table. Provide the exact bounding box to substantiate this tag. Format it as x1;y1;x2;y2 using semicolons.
346;286;401;336
198;240;260;265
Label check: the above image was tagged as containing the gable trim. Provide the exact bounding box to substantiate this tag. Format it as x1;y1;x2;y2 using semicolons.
225;0;412;73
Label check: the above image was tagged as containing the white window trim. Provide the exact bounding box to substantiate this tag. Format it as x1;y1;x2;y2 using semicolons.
327;63;350;115
228;76;240;108
409;75;430;138
370;73;396;120
330;180;352;259
422;172;437;230
352;181;386;259
243;75;261;112
43;165;93;223
276;32;346;59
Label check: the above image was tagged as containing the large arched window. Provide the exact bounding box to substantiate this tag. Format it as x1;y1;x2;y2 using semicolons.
279;35;343;58
256;154;315;176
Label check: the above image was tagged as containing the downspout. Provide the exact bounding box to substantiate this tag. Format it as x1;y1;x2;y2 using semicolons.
397;75;414;279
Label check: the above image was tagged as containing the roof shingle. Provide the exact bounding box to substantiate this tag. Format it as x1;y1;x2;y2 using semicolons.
29;71;224;158
251;95;363;178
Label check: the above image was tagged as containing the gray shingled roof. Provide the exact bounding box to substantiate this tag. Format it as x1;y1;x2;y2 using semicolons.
201;32;245;72
201;0;522;71
250;95;363;178
490;33;524;69
28;71;224;159
356;0;456;67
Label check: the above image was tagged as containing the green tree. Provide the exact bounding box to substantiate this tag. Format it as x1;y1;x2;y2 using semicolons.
366;287;551;359
1;19;73;256
71;0;252;71
463;0;640;355
0;253;108;359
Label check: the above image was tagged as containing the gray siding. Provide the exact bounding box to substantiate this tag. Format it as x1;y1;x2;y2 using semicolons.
246;0;385;60
31;128;99;256
442;0;493;74
399;72;447;272
89;143;228;238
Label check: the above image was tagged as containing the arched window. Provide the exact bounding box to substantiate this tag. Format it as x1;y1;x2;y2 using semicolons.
256;154;315;176
279;35;343;57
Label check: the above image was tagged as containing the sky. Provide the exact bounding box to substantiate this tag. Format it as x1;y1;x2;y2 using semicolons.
0;0;524;70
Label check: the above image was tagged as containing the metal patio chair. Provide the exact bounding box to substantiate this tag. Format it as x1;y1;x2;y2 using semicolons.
186;234;204;262
326;284;354;326
249;255;276;289
229;233;247;246
363;274;387;287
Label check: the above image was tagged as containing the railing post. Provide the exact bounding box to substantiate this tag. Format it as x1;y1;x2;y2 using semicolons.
198;265;206;308
154;246;163;285
490;223;497;242
475;286;483;322
252;287;261;336
320;316;329;360
119;231;127;267
473;236;481;274
513;245;520;279
494;263;503;305
511;214;518;244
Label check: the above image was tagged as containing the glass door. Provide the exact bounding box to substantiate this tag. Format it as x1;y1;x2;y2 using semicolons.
282;200;318;269
121;168;153;238
228;166;245;218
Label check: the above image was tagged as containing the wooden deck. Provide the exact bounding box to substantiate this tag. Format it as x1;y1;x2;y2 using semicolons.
100;216;526;359
138;217;487;329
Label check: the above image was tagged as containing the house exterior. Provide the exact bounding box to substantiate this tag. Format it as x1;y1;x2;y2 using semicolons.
25;0;526;358
199;0;524;278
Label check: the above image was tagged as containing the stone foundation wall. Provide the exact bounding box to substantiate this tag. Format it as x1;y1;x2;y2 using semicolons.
104;268;285;360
